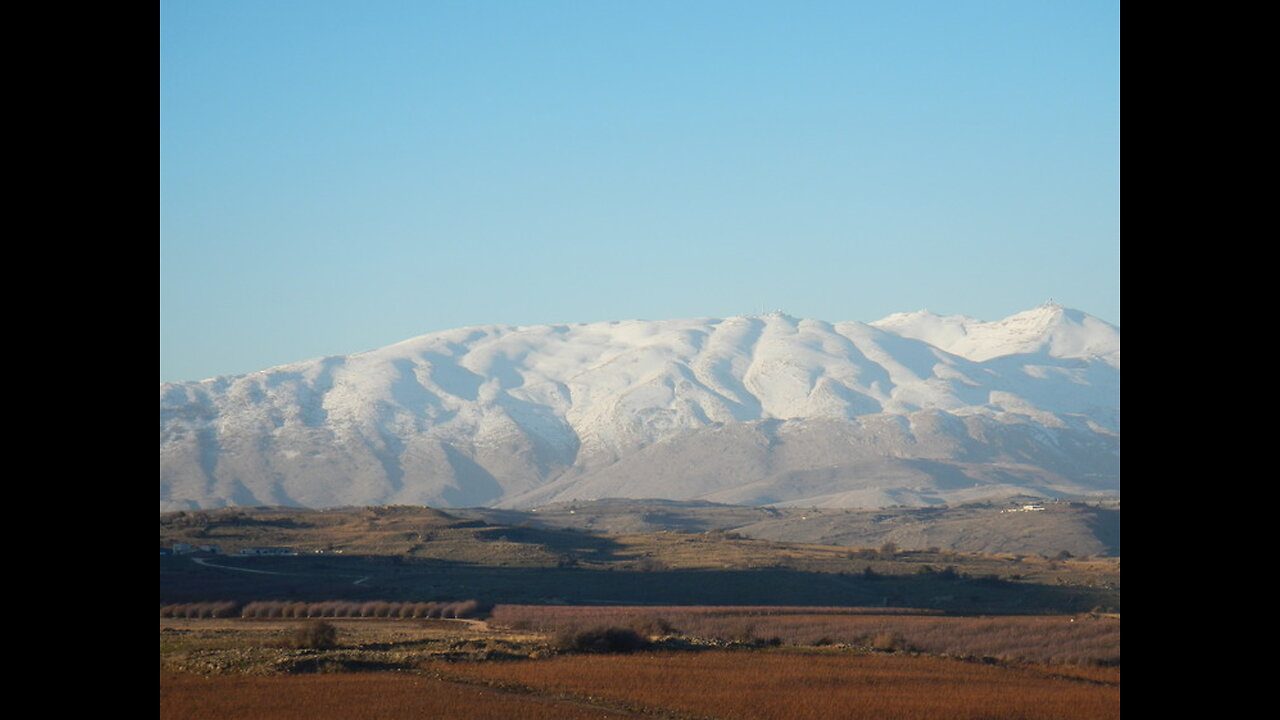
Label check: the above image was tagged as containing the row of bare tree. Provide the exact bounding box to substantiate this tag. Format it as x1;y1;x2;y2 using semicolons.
159;599;489;619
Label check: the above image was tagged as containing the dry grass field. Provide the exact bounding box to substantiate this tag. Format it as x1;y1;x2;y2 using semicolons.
160;672;639;720
161;651;1118;720
424;651;1119;720
493;605;1121;665
160;608;1118;720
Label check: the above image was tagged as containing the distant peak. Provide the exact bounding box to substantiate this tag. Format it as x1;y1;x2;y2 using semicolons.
747;309;797;322
1029;300;1069;318
1007;302;1101;329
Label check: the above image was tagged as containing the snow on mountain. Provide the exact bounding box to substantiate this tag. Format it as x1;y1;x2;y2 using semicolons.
871;302;1120;366
160;305;1120;511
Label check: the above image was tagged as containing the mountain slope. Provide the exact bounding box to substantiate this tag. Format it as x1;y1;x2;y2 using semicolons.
160;304;1119;511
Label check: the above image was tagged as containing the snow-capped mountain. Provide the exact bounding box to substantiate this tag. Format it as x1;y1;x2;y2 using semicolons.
160;303;1119;511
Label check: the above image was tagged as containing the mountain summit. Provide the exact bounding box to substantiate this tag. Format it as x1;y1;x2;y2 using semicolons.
160;306;1119;511
871;303;1120;365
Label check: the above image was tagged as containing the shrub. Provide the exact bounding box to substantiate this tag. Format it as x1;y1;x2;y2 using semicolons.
551;626;648;654
868;631;911;652
281;621;339;650
731;623;760;644
208;601;240;618
628;615;678;637
159;601;241;618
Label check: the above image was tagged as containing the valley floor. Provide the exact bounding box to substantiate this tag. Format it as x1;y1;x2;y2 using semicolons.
160;613;1119;720
162;652;1119;720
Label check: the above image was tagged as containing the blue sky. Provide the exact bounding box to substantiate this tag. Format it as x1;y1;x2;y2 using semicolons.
160;1;1119;382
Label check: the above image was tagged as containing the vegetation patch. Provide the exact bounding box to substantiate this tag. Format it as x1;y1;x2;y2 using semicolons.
491;605;1120;666
276;621;338;650
550;626;649;654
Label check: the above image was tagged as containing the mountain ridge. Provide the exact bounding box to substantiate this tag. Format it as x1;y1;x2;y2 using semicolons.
160;305;1119;511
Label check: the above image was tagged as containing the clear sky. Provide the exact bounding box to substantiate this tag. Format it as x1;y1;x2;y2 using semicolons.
160;1;1119;382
